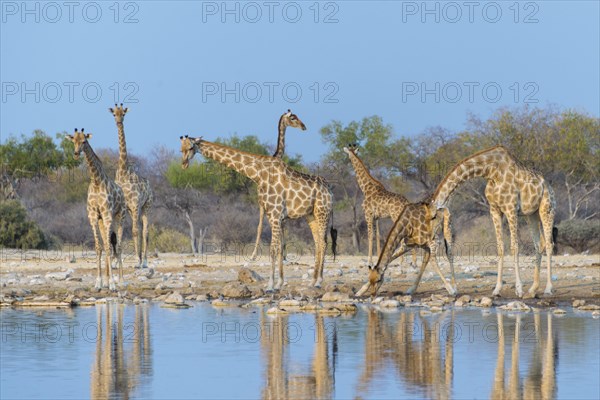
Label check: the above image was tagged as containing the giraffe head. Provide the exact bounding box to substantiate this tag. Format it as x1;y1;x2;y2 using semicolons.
342;143;359;155
280;109;307;131
366;264;385;297
180;135;202;169
65;128;92;160
109;103;128;124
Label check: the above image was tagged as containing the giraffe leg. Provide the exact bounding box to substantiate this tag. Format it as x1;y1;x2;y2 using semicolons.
102;218;117;291
429;240;456;295
366;214;375;265
490;207;505;297
411;248;418;268
91;218;103;290
442;208;457;292
266;217;283;292
540;204;555;295
115;216;125;286
141;205;150;268
250;206;264;261
308;215;327;288
526;214;542;297
506;210;523;298
375;219;381;261
131;211;143;268
407;247;431;295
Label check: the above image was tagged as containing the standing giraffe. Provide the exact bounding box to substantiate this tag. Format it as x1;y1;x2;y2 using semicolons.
109;104;153;268
250;109;307;261
180;136;334;291
355;201;455;297
66;129;125;290
343;143;417;265
432;145;556;297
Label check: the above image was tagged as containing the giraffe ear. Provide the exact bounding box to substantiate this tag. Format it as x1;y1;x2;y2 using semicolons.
65;134;74;140
123;107;128;114
109;108;114;113
193;137;203;144
285;110;292;117
85;133;93;140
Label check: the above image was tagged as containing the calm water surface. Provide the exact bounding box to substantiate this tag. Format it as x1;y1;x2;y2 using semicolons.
1;303;599;399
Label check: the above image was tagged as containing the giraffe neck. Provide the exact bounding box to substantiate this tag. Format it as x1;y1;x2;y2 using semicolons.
347;151;385;193
198;140;269;183
82;142;109;187
272;115;287;158
116;121;128;173
433;146;509;207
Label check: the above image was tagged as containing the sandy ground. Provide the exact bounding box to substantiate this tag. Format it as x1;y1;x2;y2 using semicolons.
1;248;599;309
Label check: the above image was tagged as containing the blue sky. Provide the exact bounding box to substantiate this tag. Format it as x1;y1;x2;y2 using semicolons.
1;1;599;163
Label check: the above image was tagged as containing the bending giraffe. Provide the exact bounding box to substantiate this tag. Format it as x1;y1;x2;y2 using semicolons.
250;110;307;261
109;104;153;268
432;145;556;297
180;135;334;291
343;143;417;265
66;129;125;290
355;201;455;297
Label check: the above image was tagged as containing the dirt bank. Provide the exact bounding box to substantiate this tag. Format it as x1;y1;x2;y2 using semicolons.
1;250;599;308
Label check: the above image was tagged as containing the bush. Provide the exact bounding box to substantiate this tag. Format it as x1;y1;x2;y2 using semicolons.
149;226;189;253
556;219;600;253
0;200;48;249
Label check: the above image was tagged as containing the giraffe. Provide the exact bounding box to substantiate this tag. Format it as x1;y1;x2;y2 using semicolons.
250;109;307;261
431;145;556;297
355;201;456;297
343;143;417;265
66;129;126;290
109;104;153;268
180;135;334;291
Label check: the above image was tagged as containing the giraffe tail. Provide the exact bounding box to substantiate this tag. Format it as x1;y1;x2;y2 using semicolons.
329;211;338;262
552;226;558;255
110;231;117;257
442;207;454;256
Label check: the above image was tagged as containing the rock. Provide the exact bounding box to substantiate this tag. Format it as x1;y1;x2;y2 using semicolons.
592;311;600;318
195;294;208;302
301;303;322;311
221;282;251;298
553;308;566;315
211;299;236;307
456;295;471;304
321;291;351;302
45;270;72;281
396;295;413;304
577;304;600;311
266;307;289;315
164;291;185;305
379;299;400;308
66;277;82;282
145;268;155;279
572;299;586;308
29;278;45;285
479;297;493;308
430;306;444;312
326;268;343;277
499;301;531;311
463;265;479;273
33;295;50;301
278;299;305;308
238;268;263;284
155;282;167;291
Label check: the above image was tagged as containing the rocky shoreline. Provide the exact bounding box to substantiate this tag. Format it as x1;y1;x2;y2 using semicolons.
1;252;599;314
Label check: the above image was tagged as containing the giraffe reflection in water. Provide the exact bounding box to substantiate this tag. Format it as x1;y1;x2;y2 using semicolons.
90;304;152;399
492;312;557;400
357;309;455;400
261;314;336;400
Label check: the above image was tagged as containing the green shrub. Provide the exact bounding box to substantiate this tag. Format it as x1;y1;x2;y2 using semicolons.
149;226;189;253
556;219;600;253
0;200;48;249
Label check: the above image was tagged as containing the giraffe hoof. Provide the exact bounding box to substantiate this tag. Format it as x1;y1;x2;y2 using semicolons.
544;287;554;296
405;287;416;295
